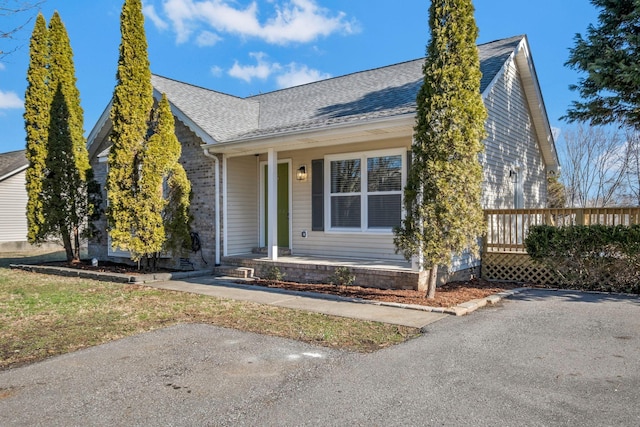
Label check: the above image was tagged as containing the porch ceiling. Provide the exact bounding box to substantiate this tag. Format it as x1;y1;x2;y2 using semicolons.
203;115;414;157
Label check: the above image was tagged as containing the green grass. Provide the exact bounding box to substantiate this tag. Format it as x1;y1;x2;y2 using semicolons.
0;261;419;370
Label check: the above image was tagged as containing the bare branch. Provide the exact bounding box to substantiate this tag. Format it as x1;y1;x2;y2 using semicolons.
0;1;45;58
560;124;631;207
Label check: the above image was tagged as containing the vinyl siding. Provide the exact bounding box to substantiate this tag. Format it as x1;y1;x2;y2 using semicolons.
481;58;547;209
284;138;410;261
0;170;28;243
226;156;259;255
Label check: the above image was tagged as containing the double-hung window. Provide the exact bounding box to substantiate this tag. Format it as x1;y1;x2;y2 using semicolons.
325;149;404;232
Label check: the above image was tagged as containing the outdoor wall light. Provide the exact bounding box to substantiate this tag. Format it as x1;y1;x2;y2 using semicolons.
296;165;307;181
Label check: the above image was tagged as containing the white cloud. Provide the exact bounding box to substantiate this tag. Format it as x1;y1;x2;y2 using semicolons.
0;63;5;71
228;52;281;83
143;4;169;30
210;65;223;76
226;52;330;88
196;30;222;46
156;0;358;45
276;63;330;88
0;90;23;109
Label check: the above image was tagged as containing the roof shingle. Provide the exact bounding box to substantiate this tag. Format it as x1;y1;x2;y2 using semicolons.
152;35;524;143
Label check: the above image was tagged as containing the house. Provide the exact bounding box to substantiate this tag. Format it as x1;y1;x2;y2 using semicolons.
87;35;559;290
0;149;29;251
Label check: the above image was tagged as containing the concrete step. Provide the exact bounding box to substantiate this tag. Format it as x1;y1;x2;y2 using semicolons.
213;266;254;279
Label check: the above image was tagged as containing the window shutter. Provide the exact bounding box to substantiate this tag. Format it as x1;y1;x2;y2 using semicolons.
311;159;324;231
406;150;412;177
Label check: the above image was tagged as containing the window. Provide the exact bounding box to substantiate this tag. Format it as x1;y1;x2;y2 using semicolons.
326;150;404;232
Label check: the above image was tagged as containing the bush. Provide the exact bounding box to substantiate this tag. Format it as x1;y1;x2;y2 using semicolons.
262;265;285;282
524;224;640;293
328;266;356;287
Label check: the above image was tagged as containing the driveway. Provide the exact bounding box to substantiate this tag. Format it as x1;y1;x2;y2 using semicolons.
1;289;639;426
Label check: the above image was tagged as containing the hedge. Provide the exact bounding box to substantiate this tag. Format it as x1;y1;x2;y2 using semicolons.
524;224;640;294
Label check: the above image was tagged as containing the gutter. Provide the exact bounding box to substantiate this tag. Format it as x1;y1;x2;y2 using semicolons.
202;148;221;266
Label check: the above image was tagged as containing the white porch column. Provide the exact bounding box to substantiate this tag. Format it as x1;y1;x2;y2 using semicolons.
267;148;278;260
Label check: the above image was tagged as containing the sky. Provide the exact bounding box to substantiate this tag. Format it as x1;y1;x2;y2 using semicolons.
0;0;600;154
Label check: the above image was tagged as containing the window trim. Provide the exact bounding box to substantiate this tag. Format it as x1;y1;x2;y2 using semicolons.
324;148;406;234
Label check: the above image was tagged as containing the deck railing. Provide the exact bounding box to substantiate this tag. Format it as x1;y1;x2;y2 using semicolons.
483;207;640;253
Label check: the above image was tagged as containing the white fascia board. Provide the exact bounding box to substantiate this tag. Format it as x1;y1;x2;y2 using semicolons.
0;164;28;183
87;98;113;151
513;37;560;172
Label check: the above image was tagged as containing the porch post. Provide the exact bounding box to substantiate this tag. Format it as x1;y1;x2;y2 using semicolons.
267;148;278;260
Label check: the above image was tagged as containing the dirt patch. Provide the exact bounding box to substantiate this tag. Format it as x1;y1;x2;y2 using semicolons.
240;278;523;308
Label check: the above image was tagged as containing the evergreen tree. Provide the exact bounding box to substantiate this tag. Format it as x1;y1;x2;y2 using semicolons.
47;12;89;181
565;0;640;128
41;12;97;261
131;94;191;267
394;0;487;298
24;13;49;243
24;12;98;261
108;0;191;268
107;0;154;257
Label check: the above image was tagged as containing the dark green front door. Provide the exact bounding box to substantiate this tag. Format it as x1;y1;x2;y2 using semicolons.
263;163;289;248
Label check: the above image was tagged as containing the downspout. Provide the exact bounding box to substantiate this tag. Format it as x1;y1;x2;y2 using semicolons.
203;148;221;266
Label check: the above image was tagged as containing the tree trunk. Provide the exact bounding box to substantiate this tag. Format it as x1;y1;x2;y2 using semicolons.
73;226;81;261
61;232;74;262
426;265;438;299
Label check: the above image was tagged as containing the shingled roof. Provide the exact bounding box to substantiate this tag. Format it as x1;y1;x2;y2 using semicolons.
151;35;524;144
0;149;27;182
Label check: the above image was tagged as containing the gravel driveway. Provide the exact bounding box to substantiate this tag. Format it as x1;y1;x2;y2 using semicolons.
1;288;639;426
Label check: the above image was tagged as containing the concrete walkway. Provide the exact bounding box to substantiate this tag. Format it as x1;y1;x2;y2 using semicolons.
147;276;448;329
10;262;521;328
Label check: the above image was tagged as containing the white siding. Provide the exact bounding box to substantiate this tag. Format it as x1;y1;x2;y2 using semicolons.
285;138;410;262
481;59;548;210
226;156;259;255
0;170;28;243
223;61;550;269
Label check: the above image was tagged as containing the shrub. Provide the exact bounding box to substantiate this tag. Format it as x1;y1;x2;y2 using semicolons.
262;265;285;282
524;224;640;293
328;266;356;287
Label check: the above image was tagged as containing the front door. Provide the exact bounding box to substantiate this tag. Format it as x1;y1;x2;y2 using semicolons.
263;162;290;248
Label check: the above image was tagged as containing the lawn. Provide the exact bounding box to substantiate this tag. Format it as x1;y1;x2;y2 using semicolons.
0;251;419;370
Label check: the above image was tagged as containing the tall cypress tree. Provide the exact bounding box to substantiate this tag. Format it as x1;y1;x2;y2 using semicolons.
131;94;191;267
107;0;154;257
24;12;99;260
40;12;97;261
394;0;487;298
24;13;49;244
156;95;191;259
108;0;191;267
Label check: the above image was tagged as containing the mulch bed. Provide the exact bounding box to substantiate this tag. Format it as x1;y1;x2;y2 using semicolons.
240;278;523;308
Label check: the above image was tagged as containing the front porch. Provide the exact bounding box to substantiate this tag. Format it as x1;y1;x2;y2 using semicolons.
217;253;478;291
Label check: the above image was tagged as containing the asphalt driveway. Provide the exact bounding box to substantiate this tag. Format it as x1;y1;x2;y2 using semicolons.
1;289;639;426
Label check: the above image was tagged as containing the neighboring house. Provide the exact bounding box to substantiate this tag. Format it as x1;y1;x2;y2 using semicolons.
0;149;29;251
87;35;559;289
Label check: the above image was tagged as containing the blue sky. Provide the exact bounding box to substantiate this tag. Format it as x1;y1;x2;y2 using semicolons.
1;0;599;154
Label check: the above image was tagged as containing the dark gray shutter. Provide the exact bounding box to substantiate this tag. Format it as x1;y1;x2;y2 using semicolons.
311;159;324;231
406;150;412;177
